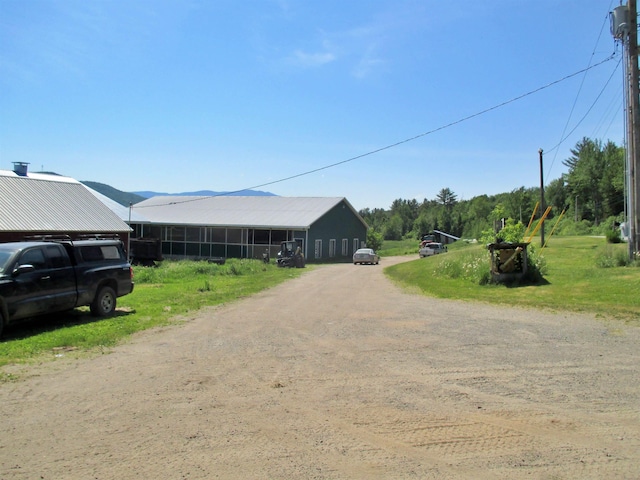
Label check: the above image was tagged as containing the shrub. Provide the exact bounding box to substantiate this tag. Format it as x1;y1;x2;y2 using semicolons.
595;245;630;268
367;228;384;252
605;228;622;243
557;219;593;236
480;219;525;245
524;244;547;281
438;249;491;285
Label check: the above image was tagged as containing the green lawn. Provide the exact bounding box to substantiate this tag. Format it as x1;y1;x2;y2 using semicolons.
385;236;640;322
378;238;420;257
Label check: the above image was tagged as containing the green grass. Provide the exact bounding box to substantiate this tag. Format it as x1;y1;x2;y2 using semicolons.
385;236;640;322
0;259;307;371
379;238;421;256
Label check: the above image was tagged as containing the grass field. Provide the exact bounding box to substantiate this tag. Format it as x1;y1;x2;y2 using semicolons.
384;236;640;322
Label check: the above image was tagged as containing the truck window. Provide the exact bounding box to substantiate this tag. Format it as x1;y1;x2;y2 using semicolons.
19;248;47;269
0;251;12;273
100;246;121;260
79;246;103;262
45;244;70;268
78;245;122;262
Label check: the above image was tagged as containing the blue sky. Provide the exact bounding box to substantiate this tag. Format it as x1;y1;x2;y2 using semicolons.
0;0;626;211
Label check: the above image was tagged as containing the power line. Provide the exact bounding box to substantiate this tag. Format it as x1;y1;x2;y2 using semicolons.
591;81;623;138
134;54;617;210
544;57;622;160
546;8;615;177
599;91;624;139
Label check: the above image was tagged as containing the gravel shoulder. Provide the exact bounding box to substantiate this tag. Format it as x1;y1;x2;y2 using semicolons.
1;256;639;479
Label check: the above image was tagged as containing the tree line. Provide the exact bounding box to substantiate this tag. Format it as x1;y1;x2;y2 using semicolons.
359;137;626;242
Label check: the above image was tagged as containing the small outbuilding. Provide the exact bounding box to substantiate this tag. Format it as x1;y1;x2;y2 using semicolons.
433;229;460;245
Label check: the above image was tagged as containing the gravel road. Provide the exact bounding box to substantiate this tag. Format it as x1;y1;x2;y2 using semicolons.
1;256;638;479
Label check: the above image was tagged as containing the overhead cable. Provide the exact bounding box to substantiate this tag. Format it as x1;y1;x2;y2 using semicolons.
134;54;617;210
546;8;615;177
543;57;621;156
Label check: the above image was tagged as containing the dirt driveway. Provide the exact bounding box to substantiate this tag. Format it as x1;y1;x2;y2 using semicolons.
1;256;639;479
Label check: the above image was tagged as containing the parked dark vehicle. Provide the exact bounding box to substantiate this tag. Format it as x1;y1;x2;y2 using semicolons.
0;238;134;337
276;241;305;268
129;237;163;266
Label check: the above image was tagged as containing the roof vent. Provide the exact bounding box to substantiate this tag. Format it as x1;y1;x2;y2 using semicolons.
12;162;29;176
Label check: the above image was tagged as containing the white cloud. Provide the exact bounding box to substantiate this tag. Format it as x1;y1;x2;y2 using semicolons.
351;45;384;78
289;49;336;67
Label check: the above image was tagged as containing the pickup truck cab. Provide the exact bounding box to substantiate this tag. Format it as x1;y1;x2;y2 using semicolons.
0;238;134;336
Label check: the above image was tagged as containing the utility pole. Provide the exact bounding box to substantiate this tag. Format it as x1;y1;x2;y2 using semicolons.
612;1;640;259
630;0;640;258
539;148;545;247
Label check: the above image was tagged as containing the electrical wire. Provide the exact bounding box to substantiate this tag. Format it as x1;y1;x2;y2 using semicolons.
546;8;614;178
543;57;621;156
134;54;617;210
591;83;623;139
599;95;624;139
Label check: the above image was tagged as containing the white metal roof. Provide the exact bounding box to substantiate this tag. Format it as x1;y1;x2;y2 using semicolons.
0;170;132;233
85;186;151;224
133;195;362;229
434;229;460;240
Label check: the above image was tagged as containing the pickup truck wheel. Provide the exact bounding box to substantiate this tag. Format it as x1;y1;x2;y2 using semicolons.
91;286;117;317
0;311;4;338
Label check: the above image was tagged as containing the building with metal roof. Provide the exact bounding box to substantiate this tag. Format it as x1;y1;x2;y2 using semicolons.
433;229;460;245
130;195;368;262
85;186;150;225
0;163;132;243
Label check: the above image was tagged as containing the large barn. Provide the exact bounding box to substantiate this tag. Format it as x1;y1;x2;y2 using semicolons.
129;195;368;263
0;163;132;244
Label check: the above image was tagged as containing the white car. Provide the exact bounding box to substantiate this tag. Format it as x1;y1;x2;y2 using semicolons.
419;242;446;257
353;248;380;265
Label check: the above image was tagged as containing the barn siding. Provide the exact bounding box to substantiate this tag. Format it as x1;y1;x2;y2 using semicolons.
308;200;367;261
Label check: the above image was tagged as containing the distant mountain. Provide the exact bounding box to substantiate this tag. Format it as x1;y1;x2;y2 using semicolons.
81;181;276;206
81;181;146;207
133;189;277;199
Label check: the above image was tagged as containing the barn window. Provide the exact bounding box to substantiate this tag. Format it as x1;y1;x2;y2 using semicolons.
227;229;242;243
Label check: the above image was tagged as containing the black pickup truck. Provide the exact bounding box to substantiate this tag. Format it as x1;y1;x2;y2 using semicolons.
0;238;134;336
